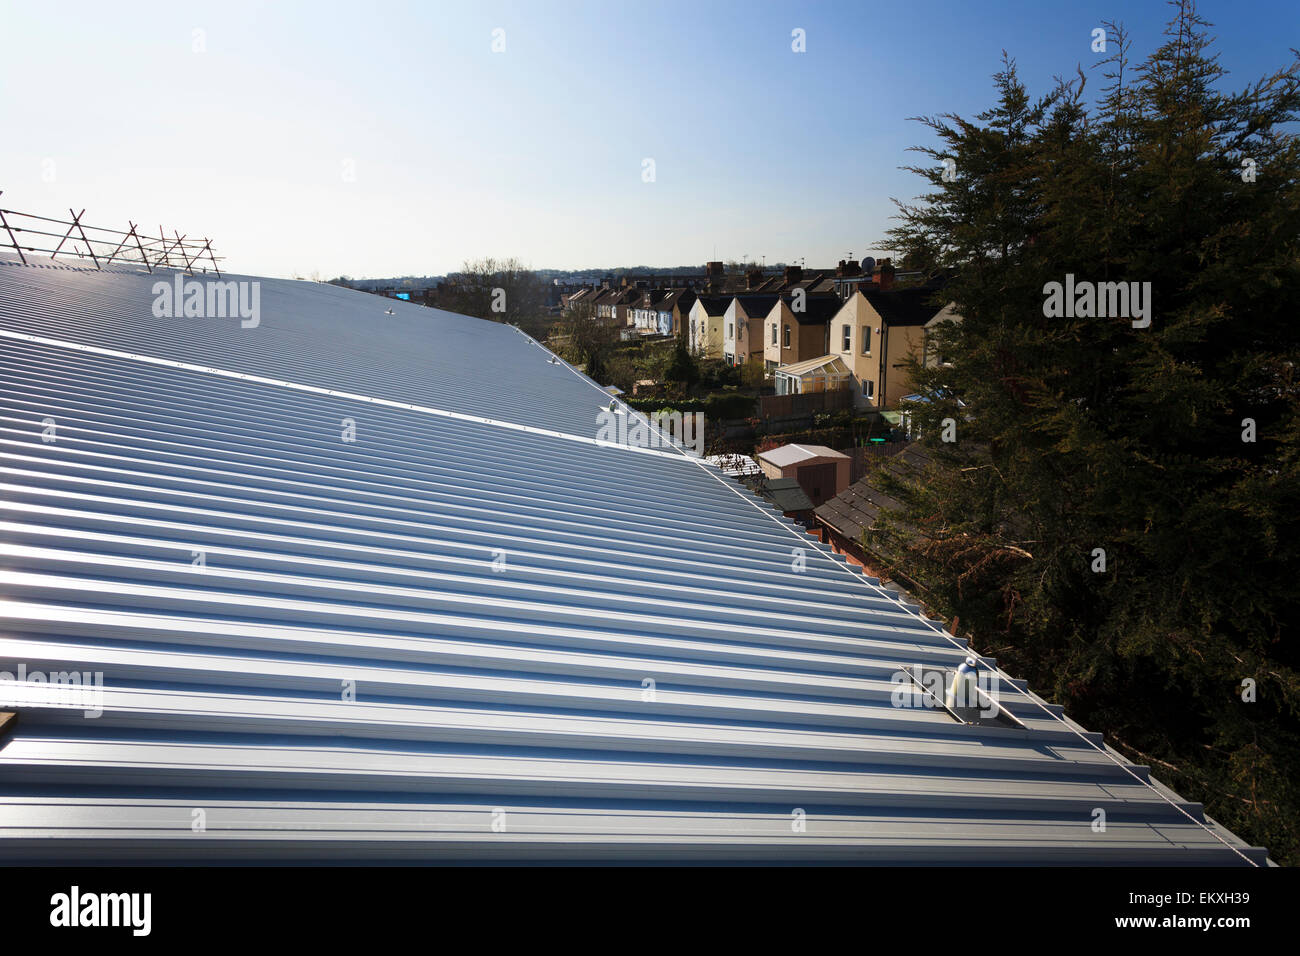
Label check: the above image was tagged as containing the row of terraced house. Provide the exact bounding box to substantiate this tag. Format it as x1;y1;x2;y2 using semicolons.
562;260;960;412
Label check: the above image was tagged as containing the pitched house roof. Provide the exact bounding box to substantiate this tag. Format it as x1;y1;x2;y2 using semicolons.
732;294;780;314
859;285;950;327
0;252;1268;864
693;294;731;316
774;293;843;325
660;288;695;313
815;444;938;542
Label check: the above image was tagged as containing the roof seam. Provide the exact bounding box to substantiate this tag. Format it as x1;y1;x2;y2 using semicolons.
631;413;1262;864
0;328;692;463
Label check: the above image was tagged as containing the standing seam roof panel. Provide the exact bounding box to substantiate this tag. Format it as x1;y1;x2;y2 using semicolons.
0;255;1269;864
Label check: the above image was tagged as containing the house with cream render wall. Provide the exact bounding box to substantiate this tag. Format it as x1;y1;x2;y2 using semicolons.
763;294;842;370
830;284;961;408
723;294;779;366
688;295;730;358
661;288;697;337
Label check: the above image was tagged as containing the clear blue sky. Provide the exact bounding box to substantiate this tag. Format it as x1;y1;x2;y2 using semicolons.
1;0;1295;279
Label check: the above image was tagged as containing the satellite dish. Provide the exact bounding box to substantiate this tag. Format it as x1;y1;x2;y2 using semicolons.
862;257;876;273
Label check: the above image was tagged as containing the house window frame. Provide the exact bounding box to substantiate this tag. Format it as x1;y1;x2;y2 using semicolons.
841;324;851;352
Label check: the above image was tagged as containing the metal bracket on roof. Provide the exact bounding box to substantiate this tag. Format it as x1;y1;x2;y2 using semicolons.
0;192;28;265
900;662;1028;730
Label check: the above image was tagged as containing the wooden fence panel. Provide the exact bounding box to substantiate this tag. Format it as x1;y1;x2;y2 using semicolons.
758;388;851;420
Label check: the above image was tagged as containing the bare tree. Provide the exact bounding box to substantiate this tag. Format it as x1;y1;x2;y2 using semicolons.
441;257;547;327
555;302;619;383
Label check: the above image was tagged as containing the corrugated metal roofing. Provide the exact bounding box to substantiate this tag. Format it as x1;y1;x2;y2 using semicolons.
759;478;814;514
0;254;1269;864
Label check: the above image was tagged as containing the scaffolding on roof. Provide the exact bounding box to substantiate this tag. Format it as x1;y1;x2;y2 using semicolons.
0;190;222;276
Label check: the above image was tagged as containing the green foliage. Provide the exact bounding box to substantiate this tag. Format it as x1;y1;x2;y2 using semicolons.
880;4;1300;862
626;392;757;421
601;353;638;394
665;336;700;387
696;358;742;390
555;303;619;383
739;359;767;389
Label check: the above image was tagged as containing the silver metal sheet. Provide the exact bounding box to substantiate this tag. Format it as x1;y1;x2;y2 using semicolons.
0;255;1268;864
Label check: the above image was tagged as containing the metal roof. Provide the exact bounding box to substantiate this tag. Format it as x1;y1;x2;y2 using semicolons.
0;254;1269;864
760;478;814;514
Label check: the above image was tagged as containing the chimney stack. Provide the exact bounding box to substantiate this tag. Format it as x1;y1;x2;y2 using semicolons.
705;260;725;292
783;265;803;286
877;258;896;291
746;268;764;290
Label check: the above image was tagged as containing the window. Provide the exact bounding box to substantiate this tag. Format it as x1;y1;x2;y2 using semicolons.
863;379;875;400
771;323;777;345
727;322;733;338
783;324;791;348
862;326;871;354
841;324;851;351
